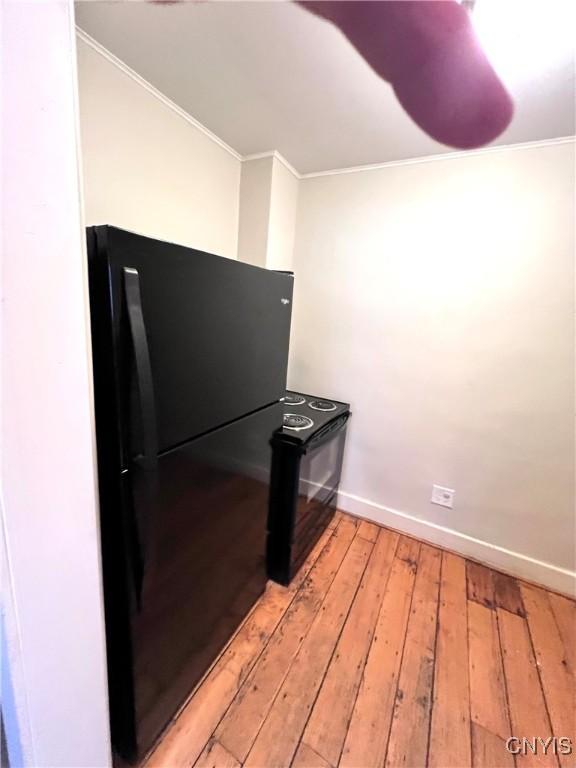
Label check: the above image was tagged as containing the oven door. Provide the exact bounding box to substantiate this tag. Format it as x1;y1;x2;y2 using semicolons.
291;413;350;565
300;413;349;505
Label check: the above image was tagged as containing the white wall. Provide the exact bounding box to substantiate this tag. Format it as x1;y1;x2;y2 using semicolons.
1;2;111;764
267;157;299;272
237;154;299;271
237;156;274;268
77;34;241;259
289;140;575;592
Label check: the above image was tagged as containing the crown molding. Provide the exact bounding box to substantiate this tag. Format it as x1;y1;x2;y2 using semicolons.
300;135;575;179
75;27;243;162
75;28;574;181
242;150;301;180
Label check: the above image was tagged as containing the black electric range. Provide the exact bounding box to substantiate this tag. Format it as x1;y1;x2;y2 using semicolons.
267;391;351;585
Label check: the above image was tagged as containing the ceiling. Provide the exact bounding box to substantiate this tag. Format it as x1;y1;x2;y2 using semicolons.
75;1;575;174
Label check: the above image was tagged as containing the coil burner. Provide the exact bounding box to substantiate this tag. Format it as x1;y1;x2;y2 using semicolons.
308;399;337;412
283;413;314;431
281;393;306;406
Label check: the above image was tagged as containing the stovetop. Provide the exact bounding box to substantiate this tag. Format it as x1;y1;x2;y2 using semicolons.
278;391;350;443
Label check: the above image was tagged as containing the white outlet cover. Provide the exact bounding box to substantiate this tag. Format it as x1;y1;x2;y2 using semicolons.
431;485;455;509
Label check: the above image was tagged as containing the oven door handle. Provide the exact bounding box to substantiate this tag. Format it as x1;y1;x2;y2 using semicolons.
303;412;350;454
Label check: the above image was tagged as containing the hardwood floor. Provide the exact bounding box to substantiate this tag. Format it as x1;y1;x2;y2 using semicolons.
144;512;575;768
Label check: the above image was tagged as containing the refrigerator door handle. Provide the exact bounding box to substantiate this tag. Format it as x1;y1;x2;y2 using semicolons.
123;266;158;470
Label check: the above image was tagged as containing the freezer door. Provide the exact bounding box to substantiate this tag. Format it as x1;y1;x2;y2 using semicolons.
121;402;282;760
93;225;293;453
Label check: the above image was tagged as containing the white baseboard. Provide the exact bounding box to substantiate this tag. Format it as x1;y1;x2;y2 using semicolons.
337;489;575;597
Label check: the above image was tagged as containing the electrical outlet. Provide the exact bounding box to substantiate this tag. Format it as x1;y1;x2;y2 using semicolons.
431;485;455;509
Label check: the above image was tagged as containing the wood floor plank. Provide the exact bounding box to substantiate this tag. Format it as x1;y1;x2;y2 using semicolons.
468;600;511;740
428;552;471;768
293;742;333;768
385;544;441;768
145;521;338;768
356;519;380;543
244;534;374;768
327;511;342;531
216;519;358;761
547;592;576;675
494;572;525;617
471;722;514;768
467;561;495;609
498;608;558;768
140;512;575;768
303;529;399;766
193;738;240;768
339;536;420;768
520;584;575;768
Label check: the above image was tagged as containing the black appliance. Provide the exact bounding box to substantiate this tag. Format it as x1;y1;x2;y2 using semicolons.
267;392;350;586
87;226;293;762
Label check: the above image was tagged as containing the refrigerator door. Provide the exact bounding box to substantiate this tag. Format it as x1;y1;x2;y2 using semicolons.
116;402;282;760
91;225;293;453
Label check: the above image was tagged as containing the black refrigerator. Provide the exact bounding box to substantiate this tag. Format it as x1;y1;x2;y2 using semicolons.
87;226;293;762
